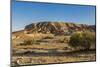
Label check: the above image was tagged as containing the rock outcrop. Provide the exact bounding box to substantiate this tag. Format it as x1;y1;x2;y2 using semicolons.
24;22;95;35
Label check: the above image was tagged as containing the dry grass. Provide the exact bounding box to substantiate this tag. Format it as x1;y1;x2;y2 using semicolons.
12;53;95;66
12;32;96;66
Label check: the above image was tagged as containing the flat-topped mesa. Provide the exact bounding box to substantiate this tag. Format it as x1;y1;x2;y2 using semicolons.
24;21;95;34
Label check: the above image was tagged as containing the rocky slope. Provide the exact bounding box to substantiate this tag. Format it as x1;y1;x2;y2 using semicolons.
24;21;95;35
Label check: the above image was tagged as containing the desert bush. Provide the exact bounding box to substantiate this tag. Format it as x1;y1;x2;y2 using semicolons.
43;36;54;39
59;37;69;43
19;39;42;45
24;40;33;45
69;31;95;50
19;39;35;45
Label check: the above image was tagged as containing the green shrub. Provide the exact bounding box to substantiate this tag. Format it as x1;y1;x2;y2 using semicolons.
24;40;33;45
19;39;35;45
69;31;95;50
19;39;42;45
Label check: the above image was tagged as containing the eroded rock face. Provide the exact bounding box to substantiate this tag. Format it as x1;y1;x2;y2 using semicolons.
24;22;95;35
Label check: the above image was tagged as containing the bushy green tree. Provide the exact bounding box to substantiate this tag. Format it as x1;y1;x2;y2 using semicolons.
69;31;95;50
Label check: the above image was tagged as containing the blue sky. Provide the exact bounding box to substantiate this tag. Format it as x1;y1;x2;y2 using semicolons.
12;0;96;31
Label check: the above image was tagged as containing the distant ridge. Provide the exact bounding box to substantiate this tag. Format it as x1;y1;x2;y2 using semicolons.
24;21;95;34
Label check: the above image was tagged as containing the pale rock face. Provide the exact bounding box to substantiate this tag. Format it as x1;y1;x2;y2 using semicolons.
24;31;27;34
12;35;20;39
12;35;16;39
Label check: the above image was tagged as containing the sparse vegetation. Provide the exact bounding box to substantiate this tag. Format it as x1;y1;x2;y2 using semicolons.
43;35;54;39
12;22;96;66
19;39;36;45
59;36;70;43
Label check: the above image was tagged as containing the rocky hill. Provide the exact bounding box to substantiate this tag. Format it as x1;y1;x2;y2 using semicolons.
24;21;95;35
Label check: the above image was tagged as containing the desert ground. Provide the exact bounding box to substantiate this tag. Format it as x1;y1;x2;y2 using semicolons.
11;22;96;66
